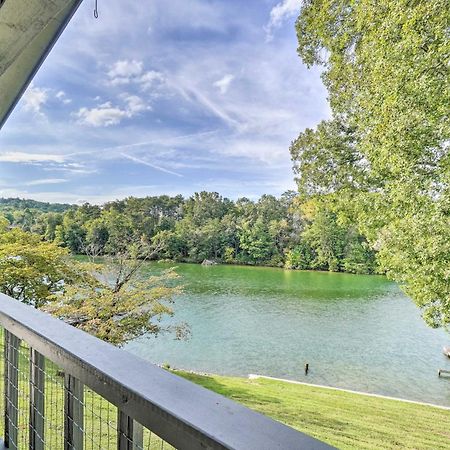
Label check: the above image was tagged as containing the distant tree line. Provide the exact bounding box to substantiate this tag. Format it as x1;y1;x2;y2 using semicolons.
0;193;377;274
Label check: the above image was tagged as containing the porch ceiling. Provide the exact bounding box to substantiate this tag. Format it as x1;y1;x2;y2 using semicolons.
0;0;83;129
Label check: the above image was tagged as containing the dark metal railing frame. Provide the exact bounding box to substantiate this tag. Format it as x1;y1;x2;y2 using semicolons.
0;293;333;449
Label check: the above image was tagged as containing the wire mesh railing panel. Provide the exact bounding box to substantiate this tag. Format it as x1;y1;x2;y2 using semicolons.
82;388;175;450
44;359;66;449
16;340;32;448
12;339;67;449
141;426;175;450
0;327;176;449
82;387;118;449
0;327;4;440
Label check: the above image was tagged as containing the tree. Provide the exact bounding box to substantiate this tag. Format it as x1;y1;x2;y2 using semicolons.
238;219;274;264
55;209;87;253
0;222;185;346
46;256;187;346
302;208;346;272
0;224;84;308
183;192;232;226
85;218;109;256
290;120;365;197
2;192;379;274
43;212;63;241
285;243;314;270
293;0;450;327
46;234;188;346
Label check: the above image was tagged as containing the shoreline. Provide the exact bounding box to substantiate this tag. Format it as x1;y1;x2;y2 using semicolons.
248;374;450;411
76;254;384;277
165;365;450;411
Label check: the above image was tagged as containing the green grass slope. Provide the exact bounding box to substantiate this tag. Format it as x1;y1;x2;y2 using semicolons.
176;371;450;450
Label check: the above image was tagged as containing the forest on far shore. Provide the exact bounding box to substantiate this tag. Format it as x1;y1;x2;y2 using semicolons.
0;194;378;274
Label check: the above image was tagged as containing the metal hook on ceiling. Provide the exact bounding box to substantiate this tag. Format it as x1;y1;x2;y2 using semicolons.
94;0;99;19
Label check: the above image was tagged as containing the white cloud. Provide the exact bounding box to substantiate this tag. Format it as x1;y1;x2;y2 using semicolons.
139;70;165;91
213;74;235;94
56;90;72;104
265;0;301;41
43;162;98;175
122;95;151;114
107;59;143;85
107;59;165;92
75;95;150;127
218;138;288;165
22;83;48;114
0;152;66;163
25;178;68;186
75;104;128;127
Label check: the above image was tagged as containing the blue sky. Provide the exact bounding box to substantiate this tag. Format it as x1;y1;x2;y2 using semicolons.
0;0;330;204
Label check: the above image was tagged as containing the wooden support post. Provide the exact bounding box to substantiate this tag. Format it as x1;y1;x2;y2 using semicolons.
117;410;132;450
133;422;144;450
4;330;20;450
64;374;84;450
118;411;143;450
30;349;45;450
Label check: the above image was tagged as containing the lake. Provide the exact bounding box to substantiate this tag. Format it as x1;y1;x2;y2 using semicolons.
126;263;450;406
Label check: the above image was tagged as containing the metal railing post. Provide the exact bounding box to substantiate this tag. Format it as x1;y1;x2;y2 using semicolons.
64;374;84;450
30;348;45;450
118;411;143;449
4;330;20;450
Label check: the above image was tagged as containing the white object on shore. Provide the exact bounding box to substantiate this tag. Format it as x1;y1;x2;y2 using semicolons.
248;374;450;411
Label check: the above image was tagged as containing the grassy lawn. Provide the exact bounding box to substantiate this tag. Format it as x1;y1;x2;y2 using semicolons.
175;370;450;450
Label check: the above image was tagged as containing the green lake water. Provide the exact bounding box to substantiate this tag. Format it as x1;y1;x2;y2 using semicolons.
125;263;450;406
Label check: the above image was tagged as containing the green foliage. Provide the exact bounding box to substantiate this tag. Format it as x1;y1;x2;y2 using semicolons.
301;208;346;271
224;246;236;264
46;261;186;346
55;209;87;253
0;223;184;345
0;198;71;213
284;243;314;270
291;120;364;197
2;191;376;274
0;227;85;308
293;0;450;327
238;219;274;264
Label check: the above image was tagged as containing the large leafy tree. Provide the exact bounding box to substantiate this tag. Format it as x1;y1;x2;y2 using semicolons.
292;0;450;327
46;237;187;346
46;254;187;346
0;221;84;309
0;220;184;345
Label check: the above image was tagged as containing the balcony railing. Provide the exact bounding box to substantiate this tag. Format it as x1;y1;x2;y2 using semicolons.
0;293;333;449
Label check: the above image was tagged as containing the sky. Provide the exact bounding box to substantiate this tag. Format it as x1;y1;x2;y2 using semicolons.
0;0;330;205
